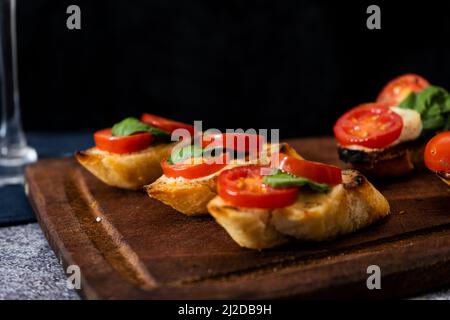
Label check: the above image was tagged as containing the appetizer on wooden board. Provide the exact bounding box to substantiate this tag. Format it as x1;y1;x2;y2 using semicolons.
207;154;390;250
145;133;301;215
76;114;193;190
425;131;450;186
335;74;450;177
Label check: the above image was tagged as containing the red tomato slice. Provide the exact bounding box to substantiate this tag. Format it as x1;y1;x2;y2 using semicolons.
94;128;153;154
217;166;298;209
425;131;450;173
161;155;228;179
333;102;403;149
377;74;429;106
278;154;342;185
141;113;195;135
201;132;265;154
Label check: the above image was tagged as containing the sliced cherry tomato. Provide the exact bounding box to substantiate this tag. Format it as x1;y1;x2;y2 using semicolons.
278;154;342;185
424;131;450;173
201;132;265;154
333;102;403;149
141;113;195;135
377;74;429;106
161;155;228;179
217;166;298;208
94;128;153;154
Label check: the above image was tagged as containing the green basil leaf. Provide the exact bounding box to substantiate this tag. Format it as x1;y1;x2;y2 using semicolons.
111;117;150;136
263;170;331;192
424;103;442;118
170;145;203;164
165;157;174;165
422;115;445;131
417;86;438;109
399;92;417;111
443;96;450;113
444;114;450;131
111;117;171;139
147;126;171;138
399;85;450;134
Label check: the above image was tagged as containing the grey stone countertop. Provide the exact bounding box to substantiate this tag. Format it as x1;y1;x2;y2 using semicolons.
0;223;449;300
0;224;79;300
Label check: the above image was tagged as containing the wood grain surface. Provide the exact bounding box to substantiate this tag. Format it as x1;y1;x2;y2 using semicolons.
25;137;450;299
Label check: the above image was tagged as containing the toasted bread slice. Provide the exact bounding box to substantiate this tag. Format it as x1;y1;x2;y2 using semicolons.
145;176;217;216
207;197;290;248
338;141;425;178
145;143;302;216
75;143;173;190
207;169;390;249
145;169;222;216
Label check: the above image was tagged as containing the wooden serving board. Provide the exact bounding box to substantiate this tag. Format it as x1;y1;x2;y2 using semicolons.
25;137;450;299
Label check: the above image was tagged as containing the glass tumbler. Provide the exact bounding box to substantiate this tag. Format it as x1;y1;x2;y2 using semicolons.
0;0;37;186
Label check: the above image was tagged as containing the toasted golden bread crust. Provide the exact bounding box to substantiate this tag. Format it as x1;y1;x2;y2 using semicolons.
207;169;390;249
145;177;217;216
75;143;173;190
145;143;303;215
207;197;289;248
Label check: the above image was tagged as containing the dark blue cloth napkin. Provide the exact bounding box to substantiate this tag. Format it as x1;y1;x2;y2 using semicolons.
0;132;92;226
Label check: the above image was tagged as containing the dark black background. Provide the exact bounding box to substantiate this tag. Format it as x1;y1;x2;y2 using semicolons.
16;0;450;138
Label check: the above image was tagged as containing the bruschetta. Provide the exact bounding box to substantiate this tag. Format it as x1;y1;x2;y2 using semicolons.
207;155;390;249
425;131;450;186
76;114;193;190
335;74;450;178
145;134;302;215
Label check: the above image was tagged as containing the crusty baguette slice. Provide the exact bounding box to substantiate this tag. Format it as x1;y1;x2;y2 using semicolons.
145;176;217;216
207;197;290;248
207;169;390;250
75;143;173;190
145;143;302;216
